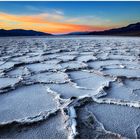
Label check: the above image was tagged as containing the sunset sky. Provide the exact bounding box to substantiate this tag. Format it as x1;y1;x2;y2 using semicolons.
0;1;140;34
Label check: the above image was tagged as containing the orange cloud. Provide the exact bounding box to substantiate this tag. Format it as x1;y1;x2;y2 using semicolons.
0;12;108;34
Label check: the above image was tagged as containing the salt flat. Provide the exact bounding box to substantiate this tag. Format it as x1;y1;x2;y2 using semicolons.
0;36;140;139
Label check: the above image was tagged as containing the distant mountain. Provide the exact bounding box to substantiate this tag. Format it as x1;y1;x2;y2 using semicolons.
0;29;52;37
67;22;140;36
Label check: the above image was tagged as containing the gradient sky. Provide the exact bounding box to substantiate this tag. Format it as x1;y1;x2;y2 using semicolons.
0;1;140;34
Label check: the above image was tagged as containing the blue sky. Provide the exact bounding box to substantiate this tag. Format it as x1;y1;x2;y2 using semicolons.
0;1;140;33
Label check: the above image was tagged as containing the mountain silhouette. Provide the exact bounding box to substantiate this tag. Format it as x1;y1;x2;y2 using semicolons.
67;22;140;36
0;29;52;37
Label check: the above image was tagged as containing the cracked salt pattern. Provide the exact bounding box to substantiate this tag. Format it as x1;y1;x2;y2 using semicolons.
0;36;140;139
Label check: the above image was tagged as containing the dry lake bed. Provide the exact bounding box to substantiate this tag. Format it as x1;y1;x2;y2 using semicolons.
0;36;140;139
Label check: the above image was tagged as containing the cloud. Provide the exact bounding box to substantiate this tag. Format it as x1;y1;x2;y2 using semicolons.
26;5;64;15
26;5;41;12
37;13;64;22
64;16;111;26
52;9;64;15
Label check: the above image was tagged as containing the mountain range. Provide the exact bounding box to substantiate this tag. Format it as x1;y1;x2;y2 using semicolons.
67;22;140;36
0;29;51;37
0;22;140;37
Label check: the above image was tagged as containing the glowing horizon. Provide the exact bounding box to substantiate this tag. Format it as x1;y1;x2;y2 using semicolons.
0;1;140;34
0;12;109;34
